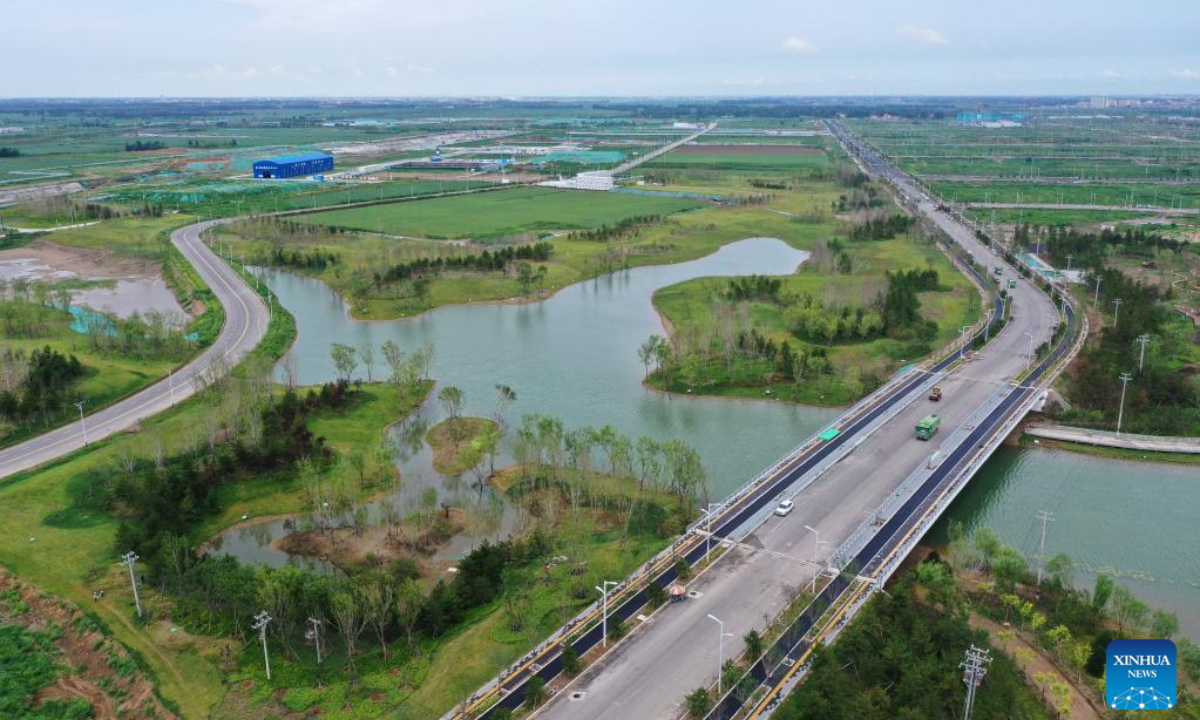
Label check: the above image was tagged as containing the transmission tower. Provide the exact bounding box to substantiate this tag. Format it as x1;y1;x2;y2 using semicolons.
961;645;993;720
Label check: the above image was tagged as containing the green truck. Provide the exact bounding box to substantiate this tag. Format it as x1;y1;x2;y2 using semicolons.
915;414;941;440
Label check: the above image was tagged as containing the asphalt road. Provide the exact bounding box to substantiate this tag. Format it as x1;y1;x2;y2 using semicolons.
0;219;270;478
530;127;1060;720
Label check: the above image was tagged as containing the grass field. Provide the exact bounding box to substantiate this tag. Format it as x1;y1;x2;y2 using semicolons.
646;147;830;172
294;186;706;239
220;195;828;320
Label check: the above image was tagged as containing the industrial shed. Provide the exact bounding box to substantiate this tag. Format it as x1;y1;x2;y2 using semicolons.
252;152;333;179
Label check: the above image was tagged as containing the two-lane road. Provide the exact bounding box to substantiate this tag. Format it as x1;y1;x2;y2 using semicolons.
0;219;270;478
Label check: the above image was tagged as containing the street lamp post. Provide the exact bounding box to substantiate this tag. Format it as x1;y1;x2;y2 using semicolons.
596;580;618;648
959;325;972;359
706;614;734;696
1024;332;1035;372
703;502;719;564
804;525;829;561
74;400;88;445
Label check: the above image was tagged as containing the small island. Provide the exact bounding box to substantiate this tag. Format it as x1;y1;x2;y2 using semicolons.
426;415;501;476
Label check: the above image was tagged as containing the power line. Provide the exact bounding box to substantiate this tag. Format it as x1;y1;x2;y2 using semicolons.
1035;511;1056;585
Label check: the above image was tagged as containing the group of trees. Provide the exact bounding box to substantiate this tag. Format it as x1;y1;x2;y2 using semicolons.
372;242;552;288
1023;224;1191;271
319;339;433;391
79;309;194;362
123;139;167;152
567;214;663;243
270;246;340;271
784;293;886;345
511;413;706;533
0;346;84;427
0;147;20;157
107;382;355;573
1062;265;1199;434
721;275;782;302
847;211;913;241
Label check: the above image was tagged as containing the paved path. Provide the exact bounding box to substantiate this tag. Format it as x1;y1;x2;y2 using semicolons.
1025;422;1200;454
0;219;270;478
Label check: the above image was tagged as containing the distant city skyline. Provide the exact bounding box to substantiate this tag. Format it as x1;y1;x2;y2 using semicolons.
4;0;1200;97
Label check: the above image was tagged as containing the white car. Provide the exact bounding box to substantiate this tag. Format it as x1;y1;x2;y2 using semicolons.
775;500;795;517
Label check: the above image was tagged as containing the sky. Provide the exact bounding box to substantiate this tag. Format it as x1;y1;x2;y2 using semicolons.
3;0;1200;97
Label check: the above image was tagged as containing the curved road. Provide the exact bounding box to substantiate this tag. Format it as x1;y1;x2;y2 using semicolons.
0;219;270;478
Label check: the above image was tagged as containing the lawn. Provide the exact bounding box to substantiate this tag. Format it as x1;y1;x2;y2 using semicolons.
295;186;706;240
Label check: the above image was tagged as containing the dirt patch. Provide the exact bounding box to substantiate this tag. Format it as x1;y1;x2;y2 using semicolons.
675;144;825;155
276;509;467;574
0;239;162;281
0;566;179;720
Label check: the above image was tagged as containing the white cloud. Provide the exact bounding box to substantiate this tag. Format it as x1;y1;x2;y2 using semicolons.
898;24;949;46
782;36;819;54
406;63;436;74
721;78;765;87
201;64;261;80
1168;68;1200;79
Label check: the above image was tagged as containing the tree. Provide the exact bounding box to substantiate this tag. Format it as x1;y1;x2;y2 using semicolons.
1092;573;1114;613
394;578;423;651
685;687;712;719
647;582;667;609
359;341;376;382
516;262;535;297
330;589;368;674
524;676;547;706
1110;585;1149;634
561;646;581;676
743;629;765;661
493;383;516;432
637;337;658;378
1149;609;1179;640
381;340;405;387
330;343;358;382
362;577;395;659
438;385;465;421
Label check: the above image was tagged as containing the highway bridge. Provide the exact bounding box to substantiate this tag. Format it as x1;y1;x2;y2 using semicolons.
443;122;1084;720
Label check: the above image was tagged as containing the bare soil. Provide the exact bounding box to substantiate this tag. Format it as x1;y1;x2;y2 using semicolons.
0;239;163;280
0;566;179;720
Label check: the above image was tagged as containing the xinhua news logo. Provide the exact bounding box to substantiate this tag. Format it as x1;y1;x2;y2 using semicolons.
1107;639;1176;711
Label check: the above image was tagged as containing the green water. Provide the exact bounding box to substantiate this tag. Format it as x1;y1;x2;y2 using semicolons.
934;446;1200;640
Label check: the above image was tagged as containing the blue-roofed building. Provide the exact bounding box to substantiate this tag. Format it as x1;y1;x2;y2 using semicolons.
253;152;334;179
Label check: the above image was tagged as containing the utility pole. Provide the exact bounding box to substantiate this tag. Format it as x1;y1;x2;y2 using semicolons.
1111;298;1123;325
74;400;89;445
1035;511;1056;585
1116;372;1133;434
595;580;618;648
1065;254;1073;272
960;325;972;359
252;611;273;680
960;645;993;720
306;617;323;665
1136;334;1151;371
1093;274;1102;305
120;551;142;618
